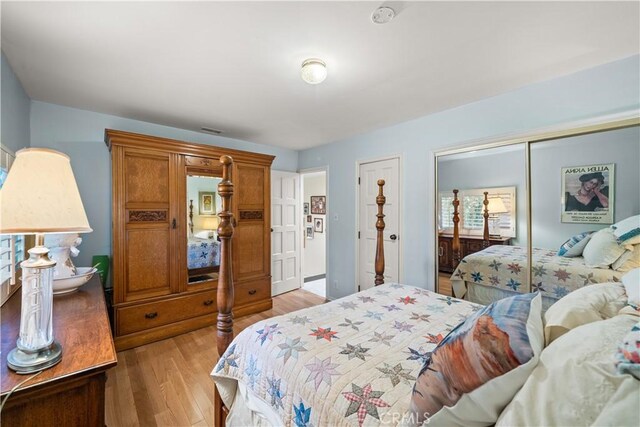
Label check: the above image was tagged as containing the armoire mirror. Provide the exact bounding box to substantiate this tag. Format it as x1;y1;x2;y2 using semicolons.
185;173;222;287
435;143;528;301
435;114;639;310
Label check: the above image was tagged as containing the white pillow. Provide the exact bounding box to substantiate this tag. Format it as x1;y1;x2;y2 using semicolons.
193;230;214;239
543;282;627;345
612;245;640;272
622;268;640;308
582;227;626;268
612;214;640;245
496;315;640;427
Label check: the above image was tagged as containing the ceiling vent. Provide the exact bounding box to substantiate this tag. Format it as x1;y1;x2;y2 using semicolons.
200;127;223;135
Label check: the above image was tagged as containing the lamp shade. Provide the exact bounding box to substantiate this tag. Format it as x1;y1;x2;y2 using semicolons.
200;216;219;230
487;196;508;214
0;148;92;234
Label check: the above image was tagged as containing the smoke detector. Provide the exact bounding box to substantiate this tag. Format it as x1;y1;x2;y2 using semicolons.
371;7;395;24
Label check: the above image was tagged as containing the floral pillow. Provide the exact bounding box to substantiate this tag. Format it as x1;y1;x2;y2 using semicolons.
616;321;640;379
406;293;543;427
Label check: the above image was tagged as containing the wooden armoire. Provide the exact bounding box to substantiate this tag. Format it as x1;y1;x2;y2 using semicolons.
105;130;274;351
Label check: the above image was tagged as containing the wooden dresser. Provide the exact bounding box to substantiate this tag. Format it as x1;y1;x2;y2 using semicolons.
1;277;116;426
438;234;512;273
105;130;274;351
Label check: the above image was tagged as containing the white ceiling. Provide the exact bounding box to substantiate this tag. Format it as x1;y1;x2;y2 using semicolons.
2;1;638;150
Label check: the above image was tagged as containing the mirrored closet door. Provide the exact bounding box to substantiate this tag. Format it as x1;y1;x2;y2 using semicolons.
435;143;528;301
529;124;640;310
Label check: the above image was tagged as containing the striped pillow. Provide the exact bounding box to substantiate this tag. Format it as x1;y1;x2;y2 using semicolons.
557;232;593;257
613;215;640;245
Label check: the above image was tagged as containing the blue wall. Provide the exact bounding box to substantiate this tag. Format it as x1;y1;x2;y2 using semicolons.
1;52;30;153
30;101;299;269
299;55;640;299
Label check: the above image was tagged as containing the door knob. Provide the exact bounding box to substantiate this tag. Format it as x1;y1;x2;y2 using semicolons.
390;234;397;241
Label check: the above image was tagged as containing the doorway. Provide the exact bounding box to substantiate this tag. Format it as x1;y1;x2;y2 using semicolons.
357;156;401;291
301;170;327;298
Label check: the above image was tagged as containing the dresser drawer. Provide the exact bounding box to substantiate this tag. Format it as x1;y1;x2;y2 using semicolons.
465;240;485;253
116;290;216;336
234;278;270;307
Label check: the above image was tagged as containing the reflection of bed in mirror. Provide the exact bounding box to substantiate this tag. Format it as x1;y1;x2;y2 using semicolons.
188;198;221;282
447;189;625;309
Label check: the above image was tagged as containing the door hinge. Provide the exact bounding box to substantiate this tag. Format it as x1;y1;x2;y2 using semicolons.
358;177;360;185
358;231;360;239
358;285;361;292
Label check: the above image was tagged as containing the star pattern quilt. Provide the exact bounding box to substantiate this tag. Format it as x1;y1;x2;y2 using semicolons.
451;245;623;301
212;283;482;426
187;237;220;270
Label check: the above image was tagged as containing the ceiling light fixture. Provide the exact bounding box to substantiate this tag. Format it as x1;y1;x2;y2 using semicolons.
301;58;327;85
371;6;395;24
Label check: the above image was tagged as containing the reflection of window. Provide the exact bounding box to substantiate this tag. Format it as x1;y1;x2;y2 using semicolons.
439;186;517;237
1;145;25;303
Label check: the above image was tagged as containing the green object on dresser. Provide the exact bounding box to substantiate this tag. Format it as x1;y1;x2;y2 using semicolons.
92;255;109;287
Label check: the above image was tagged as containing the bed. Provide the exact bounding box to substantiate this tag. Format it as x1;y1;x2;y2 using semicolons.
209;160;637;426
446;190;623;309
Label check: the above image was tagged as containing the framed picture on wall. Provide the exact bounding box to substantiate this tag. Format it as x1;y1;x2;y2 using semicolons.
306;215;312;223
310;196;326;214
306;225;314;239
199;192;216;215
314;217;323;233
303;202;309;215
561;163;614;224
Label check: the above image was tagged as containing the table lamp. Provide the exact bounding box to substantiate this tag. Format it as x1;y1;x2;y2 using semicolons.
201;216;220;239
487;196;508;237
0;148;92;374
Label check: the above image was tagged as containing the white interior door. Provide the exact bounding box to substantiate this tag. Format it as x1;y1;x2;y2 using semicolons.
271;171;301;296
358;157;400;290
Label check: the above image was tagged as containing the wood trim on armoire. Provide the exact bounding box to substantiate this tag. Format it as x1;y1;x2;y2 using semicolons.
105;130;274;351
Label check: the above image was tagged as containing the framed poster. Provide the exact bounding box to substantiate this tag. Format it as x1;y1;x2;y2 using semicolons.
199;191;216;215
314;217;323;233
306;225;314;239
310;196;326;214
306;215;312;223
561;163;614;224
303;202;309;215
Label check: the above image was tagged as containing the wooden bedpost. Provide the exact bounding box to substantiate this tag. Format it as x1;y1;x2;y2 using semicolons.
482;191;490;248
374;179;386;286
214;155;234;427
216;155;235;355
452;189;461;267
189;199;194;236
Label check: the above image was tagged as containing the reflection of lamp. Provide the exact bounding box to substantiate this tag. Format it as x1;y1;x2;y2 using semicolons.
487;197;508;237
200;216;220;238
0;148;92;373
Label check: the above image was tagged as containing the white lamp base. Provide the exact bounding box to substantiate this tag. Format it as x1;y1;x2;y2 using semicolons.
7;341;62;374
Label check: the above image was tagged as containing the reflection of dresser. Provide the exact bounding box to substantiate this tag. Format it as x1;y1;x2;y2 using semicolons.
438;234;512;273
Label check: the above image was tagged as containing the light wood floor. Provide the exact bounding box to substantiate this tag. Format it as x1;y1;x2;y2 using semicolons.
105;289;326;427
438;272;453;296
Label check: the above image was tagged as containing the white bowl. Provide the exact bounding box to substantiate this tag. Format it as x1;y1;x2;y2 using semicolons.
53;267;97;295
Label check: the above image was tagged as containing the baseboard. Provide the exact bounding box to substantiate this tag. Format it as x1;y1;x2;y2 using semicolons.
304;274;326;283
